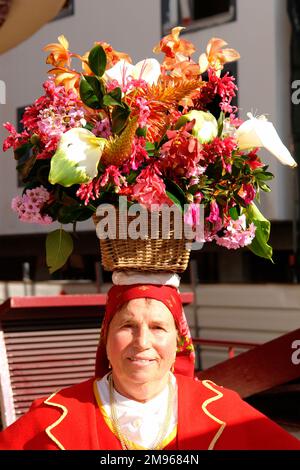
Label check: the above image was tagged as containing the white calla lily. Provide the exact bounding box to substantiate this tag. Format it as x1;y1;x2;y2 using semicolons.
236;113;297;167
104;58;161;88
49;128;106;187
176;110;218;143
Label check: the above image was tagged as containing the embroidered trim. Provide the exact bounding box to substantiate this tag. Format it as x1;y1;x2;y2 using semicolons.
201;380;226;450
93;379;177;450
44;391;68;450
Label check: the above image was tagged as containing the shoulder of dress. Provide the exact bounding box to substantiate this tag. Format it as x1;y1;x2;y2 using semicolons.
175;374;242;400
28;377;95;411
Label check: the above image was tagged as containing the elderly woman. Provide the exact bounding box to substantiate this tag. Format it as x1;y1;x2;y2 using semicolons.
0;278;299;450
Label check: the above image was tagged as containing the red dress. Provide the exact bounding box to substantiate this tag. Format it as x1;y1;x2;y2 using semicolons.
0;374;299;450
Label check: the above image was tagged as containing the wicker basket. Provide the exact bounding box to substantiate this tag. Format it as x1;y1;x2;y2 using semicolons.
93;209;191;273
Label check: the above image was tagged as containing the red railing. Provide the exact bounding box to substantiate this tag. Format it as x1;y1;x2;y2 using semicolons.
192;337;259;359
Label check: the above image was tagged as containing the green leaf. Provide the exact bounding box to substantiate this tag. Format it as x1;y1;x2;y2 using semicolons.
233;157;246;169
79;76;101;109
57;205;94;224
229;206;239;220
217;112;225;136
136;127;147;138
103;87;123;107
165;179;186;209
166;191;183;211
16;152;36;180
13;142;33;161
83;75;104;100
88;44;107;77
254;171;274;181
259;183;272;192
46;229;74;274
85;122;94;131
126;170;138;184
145;141;155;154
112;103;131;134
187;184;200;195
245;203;273;261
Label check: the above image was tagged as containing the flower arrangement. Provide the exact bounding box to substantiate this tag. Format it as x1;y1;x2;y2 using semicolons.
3;28;296;272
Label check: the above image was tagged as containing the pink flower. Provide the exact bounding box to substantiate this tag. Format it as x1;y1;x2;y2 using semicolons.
6;78;87;160
76;166;127;205
201;136;237;171
122;137;149;173
132;165;172;210
184;203;200;226
135;96;151;128
99;165;125;188
92;118;112;138
3;122;29;151
160;125;203;181
76;180;97;206
11;186;53;225
215;214;256;249
206;200;223;230
238;183;256;205
194;68;238;115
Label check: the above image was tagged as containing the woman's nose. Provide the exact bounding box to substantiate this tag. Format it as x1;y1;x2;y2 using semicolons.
134;326;151;349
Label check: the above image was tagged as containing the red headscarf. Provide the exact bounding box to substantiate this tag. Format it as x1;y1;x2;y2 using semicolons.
95;284;195;378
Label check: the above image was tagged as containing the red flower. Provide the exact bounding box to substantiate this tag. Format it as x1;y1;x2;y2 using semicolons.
160;125;203;180
245;149;264;170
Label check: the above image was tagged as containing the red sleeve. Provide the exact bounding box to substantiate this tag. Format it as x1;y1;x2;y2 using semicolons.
212;387;300;450
0;399;60;450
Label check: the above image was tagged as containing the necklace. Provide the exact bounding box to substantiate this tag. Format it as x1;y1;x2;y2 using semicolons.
108;373;174;450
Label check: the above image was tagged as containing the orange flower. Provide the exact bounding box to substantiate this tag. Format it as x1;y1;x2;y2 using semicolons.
96;41;132;69
153;26;195;59
48;67;81;93
80;51;93;75
162;57;200;80
43;35;71;68
199;38;240;75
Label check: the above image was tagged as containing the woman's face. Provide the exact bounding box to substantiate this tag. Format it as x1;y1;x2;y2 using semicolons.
106;298;177;400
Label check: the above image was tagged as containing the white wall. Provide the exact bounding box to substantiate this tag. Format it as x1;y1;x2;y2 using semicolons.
182;283;300;369
0;0;295;237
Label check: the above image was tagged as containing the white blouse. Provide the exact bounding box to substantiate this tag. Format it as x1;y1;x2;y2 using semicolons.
96;373;178;449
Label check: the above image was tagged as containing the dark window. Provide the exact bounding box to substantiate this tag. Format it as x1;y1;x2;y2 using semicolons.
162;0;236;35
16;105;30;187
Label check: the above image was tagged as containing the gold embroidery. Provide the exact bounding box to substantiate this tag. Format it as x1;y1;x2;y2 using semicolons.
44;391;68;450
201;380;226;450
138;286;150;291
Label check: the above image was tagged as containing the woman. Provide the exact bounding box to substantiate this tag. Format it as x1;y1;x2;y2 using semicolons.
0;280;299;450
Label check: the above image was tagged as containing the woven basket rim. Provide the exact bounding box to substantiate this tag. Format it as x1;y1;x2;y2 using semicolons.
93;209;191;273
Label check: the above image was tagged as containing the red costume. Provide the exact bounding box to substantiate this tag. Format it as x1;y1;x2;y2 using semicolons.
0;373;299;450
1;283;299;450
